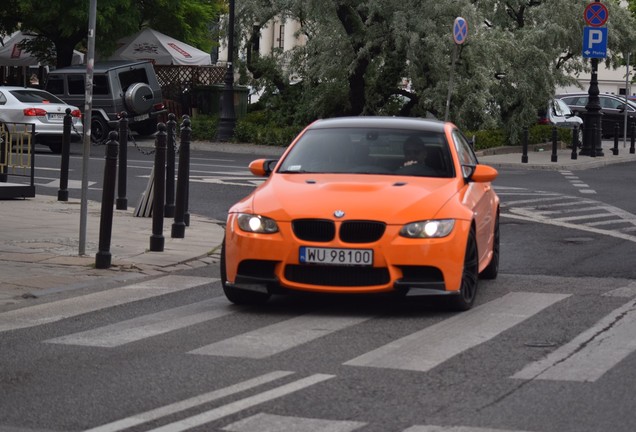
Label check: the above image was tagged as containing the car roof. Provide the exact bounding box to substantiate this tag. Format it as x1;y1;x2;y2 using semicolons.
0;86;51;91
49;60;153;74
309;116;448;133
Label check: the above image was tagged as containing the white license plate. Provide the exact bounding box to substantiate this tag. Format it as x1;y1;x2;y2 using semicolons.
48;113;64;120
134;113;150;122
299;246;373;266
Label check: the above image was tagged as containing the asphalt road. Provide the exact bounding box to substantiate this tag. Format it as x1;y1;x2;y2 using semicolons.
2;142;636;431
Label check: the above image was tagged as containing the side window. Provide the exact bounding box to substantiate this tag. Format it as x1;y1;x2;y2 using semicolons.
0;91;6;105
601;97;622;110
93;75;109;95
45;77;65;95
452;129;478;178
68;75;85;95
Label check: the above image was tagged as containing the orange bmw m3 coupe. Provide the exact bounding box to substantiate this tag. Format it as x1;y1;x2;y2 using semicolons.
221;117;500;310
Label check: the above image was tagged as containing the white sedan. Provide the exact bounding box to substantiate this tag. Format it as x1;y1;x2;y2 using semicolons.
0;86;83;153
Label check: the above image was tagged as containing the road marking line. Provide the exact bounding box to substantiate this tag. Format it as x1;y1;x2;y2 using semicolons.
222;413;366;432
511;298;636;382
503;211;636;242
146;374;334;432
344;292;568;372
45;297;231;347
189;312;374;358
82;371;294;432
0;276;213;332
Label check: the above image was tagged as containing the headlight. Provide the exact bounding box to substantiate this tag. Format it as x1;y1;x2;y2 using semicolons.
399;219;455;238
237;214;279;233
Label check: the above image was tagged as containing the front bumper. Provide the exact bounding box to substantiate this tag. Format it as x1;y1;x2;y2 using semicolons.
224;215;471;296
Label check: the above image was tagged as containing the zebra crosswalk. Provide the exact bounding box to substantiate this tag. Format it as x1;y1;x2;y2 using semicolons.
497;186;636;242
2;274;636;431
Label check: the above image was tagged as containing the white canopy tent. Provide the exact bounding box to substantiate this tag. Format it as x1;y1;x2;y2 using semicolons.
109;28;211;66
0;31;84;66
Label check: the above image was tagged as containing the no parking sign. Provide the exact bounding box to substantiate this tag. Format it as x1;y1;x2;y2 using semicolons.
453;17;468;45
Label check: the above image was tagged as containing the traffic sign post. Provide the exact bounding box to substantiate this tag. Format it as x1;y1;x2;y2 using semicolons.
445;17;468;121
581;1;608;158
582;27;608;58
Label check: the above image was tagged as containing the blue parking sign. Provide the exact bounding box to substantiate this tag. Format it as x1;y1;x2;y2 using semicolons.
582;26;607;59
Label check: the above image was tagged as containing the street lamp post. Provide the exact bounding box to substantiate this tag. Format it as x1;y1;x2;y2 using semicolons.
216;0;236;141
581;0;604;157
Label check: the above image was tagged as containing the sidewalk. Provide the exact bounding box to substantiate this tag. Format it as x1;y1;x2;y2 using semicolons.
1;141;635;310
0;195;225;310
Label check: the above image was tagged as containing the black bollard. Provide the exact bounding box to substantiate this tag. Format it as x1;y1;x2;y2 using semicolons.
165;113;177;218
172;116;191;238
571;126;578;160
95;131;120;269
116;112;128;210
0;130;6;183
551;126;558;162
613;123;620;155
631;122;635;154
521;126;528;163
57;108;71;201
150;123;167;252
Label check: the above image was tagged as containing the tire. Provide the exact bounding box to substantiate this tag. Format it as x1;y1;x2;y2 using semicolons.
447;227;479;311
91;116;109;144
220;240;271;305
125;83;154;114
47;142;62;154
480;214;500;280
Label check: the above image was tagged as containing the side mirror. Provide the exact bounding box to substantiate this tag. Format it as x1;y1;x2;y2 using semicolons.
465;164;498;183
248;159;278;177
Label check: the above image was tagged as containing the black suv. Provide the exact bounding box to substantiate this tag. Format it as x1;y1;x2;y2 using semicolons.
45;61;165;142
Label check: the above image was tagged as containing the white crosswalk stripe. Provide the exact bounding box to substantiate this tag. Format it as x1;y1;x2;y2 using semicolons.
189;312;375;359
0;275;213;332
344;292;569;372
499;187;636;241
511;297;636;382
222;413;366;432
45;296;230;347
83;371;296;432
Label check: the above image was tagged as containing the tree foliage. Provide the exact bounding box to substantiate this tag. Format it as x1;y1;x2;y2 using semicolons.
0;0;222;68
231;0;636;143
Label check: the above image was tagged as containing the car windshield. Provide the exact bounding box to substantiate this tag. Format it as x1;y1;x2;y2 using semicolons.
277;127;454;178
10;89;66;105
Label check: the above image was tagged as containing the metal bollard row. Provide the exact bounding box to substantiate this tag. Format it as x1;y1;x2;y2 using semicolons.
150;123;167;252
95;131;120;269
172;116;191;239
57;108;72;201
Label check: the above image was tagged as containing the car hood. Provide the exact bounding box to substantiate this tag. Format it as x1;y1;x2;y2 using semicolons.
236;173;462;223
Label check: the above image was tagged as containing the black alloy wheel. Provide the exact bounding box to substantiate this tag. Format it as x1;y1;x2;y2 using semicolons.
480;213;500;280
447;227;479;311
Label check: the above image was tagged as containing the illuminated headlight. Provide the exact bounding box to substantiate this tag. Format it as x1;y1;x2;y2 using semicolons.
237;214;279;233
400;219;455;238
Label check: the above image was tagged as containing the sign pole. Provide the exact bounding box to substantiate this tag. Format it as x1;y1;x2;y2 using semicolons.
581;0;608;157
444;45;457;122
624;52;630;148
445;17;468;122
79;0;97;255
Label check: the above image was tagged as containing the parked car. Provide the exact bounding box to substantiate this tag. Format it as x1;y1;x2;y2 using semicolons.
556;92;636;137
0;86;83;153
221;116;500;311
538;99;583;145
44;61;165;143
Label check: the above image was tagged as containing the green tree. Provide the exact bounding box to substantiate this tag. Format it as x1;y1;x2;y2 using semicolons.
0;0;222;68
232;0;636;143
